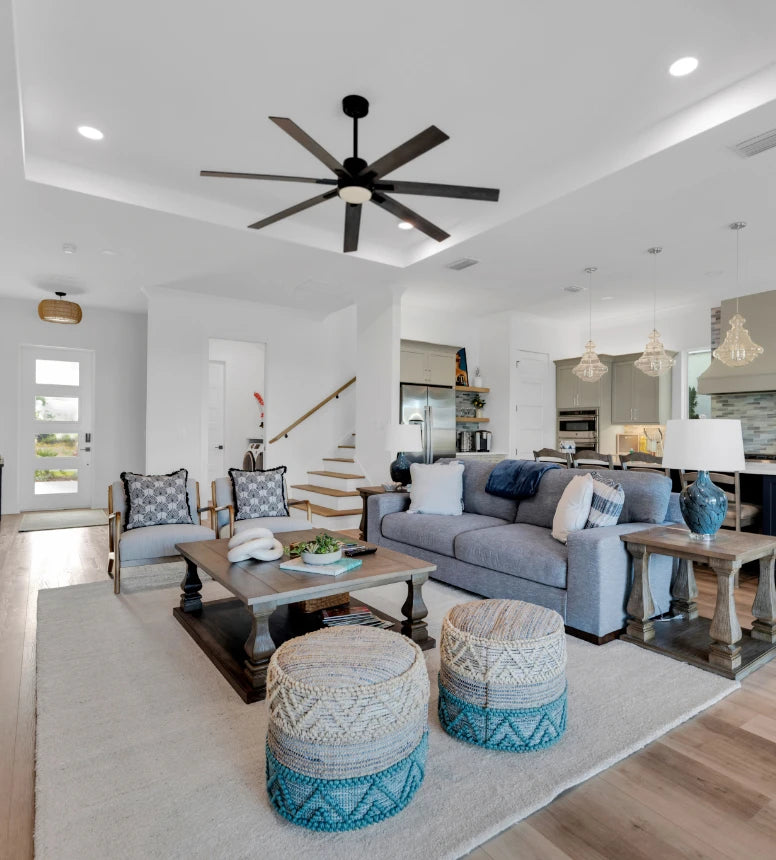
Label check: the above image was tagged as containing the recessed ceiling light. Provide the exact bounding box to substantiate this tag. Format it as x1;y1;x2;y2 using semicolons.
669;57;698;77
78;125;104;140
100;248;118;256
600;295;614;301
62;243;77;255
397;221;413;230
563;285;586;293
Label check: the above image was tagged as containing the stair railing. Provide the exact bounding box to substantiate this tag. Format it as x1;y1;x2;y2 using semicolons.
268;377;356;444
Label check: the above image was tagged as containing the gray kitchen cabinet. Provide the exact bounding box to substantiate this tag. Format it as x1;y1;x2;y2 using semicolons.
556;364;578;408
400;341;456;386
611;354;673;424
555;358;609;408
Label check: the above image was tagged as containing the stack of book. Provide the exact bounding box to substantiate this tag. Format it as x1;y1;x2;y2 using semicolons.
321;604;393;629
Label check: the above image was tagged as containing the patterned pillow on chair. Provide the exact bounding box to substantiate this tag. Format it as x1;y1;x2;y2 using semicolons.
585;471;625;529
120;468;193;530
229;466;289;520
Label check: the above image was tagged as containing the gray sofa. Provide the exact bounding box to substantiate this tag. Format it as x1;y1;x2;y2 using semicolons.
366;460;681;643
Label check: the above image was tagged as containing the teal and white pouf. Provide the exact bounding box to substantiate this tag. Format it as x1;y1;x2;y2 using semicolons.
438;598;567;751
265;626;429;831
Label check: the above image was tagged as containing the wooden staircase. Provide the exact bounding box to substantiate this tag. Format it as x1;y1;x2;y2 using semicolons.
291;434;365;530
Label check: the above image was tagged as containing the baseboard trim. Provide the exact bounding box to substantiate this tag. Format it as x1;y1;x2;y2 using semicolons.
565;625;625;646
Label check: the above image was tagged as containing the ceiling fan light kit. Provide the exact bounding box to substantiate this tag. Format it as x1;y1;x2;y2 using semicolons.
201;94;500;253
38;291;82;324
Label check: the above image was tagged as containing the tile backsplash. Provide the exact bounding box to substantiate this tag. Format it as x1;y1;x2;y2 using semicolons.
711;392;776;453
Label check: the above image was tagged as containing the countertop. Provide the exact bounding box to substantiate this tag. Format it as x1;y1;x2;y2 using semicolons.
741;463;776;476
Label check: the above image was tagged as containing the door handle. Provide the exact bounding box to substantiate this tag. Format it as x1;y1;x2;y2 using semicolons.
215;445;224;450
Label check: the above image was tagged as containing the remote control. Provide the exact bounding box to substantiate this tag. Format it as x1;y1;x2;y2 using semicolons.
344;545;377;557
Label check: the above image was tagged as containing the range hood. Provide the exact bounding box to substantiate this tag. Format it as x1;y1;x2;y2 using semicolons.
698;290;776;394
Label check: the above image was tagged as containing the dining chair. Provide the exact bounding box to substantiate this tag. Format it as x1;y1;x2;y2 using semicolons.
533;448;571;468
620;452;671;477
572;450;614;470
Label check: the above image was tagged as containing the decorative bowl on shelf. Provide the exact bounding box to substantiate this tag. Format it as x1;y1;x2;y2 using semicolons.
301;549;343;565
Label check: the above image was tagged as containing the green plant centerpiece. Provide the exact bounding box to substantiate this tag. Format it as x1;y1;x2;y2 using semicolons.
472;395;486;410
287;533;344;565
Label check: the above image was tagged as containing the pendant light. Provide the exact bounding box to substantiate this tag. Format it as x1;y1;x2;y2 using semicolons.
634;247;675;377
573;267;608;383
713;222;763;367
37;291;83;324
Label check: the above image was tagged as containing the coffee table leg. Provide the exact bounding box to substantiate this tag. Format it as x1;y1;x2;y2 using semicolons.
751;553;776;644
401;573;429;645
708;562;743;672
671;559;699;620
625;543;655;642
179;559;203;613
244;603;276;692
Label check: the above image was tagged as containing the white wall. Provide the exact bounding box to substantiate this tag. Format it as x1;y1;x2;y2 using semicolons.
401;302;480;379
208;339;265;472
145;288;356;492
0;297;147;513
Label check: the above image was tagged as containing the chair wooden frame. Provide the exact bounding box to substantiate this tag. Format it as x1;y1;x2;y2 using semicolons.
679;470;760;533
211;478;312;539
533;448;571;468
107;482;212;595
620;452;670;477
572;450;614;470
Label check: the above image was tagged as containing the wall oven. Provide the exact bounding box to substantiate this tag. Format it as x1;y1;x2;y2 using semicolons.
558;408;598;451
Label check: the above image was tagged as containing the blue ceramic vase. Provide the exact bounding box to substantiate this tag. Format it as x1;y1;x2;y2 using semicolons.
679;470;728;540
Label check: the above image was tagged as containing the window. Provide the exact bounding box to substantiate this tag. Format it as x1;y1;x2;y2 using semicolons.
34;469;78;494
35;433;79;457
34;396;79;421
688;350;712;419
35;359;79;386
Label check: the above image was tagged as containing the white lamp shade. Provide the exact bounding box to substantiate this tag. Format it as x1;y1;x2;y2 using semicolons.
385;423;422;453
662;419;745;472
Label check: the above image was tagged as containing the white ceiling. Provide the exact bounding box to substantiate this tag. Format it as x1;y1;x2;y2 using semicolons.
2;0;776;319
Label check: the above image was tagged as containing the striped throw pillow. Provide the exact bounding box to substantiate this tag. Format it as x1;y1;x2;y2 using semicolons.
585;472;625;529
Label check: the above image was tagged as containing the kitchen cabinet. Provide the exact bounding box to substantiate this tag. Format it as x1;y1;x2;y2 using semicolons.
611;354;673;424
400;342;455;386
555;359;610;408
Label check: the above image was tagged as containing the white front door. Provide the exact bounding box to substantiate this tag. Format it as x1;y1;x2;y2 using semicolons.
511;349;549;459
20;346;95;511
207;360;226;488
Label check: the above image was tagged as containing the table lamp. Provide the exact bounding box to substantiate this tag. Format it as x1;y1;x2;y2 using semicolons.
662;418;745;541
385;423;422;488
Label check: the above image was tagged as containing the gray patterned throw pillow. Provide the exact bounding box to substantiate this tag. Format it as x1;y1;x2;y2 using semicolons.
584;471;625;529
229;466;288;520
121;468;193;530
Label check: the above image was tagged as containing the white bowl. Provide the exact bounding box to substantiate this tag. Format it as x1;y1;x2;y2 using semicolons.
301;549;342;565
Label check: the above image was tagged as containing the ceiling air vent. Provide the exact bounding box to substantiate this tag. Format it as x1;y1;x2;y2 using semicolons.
446;258;479;271
733;129;776;158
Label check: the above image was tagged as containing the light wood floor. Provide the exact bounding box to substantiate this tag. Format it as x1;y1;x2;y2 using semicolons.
2;515;776;859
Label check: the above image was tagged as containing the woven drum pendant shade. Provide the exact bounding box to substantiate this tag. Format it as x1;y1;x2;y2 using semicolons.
38;292;82;324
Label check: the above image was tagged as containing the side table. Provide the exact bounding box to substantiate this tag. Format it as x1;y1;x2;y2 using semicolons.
357;486;385;540
620;525;776;680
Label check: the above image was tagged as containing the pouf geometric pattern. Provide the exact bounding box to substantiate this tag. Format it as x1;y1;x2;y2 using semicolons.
265;625;429;831
438;598;567;752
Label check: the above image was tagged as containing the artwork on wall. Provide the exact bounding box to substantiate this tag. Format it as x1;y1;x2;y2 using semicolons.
456;348;469;386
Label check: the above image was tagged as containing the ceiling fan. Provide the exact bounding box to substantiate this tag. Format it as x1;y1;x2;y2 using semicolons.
201;95;500;253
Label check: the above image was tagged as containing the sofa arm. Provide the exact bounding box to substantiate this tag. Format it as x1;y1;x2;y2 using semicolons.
664;492;683;524
566;523;673;639
366;492;410;544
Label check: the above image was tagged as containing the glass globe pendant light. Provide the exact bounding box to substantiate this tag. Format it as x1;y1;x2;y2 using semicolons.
573;267;608;383
713;222;763;367
634;246;675;377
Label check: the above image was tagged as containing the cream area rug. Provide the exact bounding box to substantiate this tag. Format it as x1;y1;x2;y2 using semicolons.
18;508;108;531
35;578;739;860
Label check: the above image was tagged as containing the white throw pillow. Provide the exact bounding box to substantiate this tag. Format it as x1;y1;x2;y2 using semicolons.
408;462;464;516
552;474;594;544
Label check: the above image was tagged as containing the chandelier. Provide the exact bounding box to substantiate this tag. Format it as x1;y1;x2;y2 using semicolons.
37;291;83;324
634;247;675;377
573;267;608;383
713;222;763;367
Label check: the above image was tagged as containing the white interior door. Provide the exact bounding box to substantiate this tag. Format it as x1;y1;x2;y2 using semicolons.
20;345;94;511
207;361;226;487
511;349;549;459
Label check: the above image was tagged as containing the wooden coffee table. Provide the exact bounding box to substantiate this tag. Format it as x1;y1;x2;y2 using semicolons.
173;529;436;702
621;525;776;680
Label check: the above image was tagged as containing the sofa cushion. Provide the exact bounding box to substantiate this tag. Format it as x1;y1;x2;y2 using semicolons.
381;512;509;558
409;462;464;515
234;516;313;534
515;469;670;528
455;523;569;589
119;523;214;562
438;458;519;520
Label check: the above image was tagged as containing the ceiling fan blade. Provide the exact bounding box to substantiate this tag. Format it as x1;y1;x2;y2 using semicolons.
343;203;362;253
373;179;499;202
248;189;338;230
370;192;450;242
201;170;337;185
269;117;344;175
361;126;449;180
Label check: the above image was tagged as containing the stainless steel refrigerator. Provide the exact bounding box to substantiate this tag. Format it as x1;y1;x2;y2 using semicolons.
400;384;456;462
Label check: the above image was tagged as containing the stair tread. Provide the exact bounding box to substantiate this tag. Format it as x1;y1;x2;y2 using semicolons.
309;503;362;517
323;457;355;463
308;470;365;479
291;484;360;498
338;445;356;449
